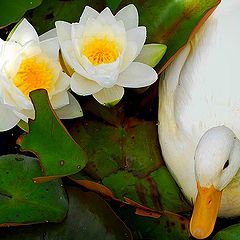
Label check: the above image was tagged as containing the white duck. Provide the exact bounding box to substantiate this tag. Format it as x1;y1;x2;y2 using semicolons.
158;0;240;239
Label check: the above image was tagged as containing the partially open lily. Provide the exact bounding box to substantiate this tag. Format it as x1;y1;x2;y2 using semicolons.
0;19;83;132
56;4;166;106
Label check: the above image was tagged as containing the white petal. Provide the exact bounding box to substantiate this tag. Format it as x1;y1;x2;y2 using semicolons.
59;40;75;71
50;91;69;109
10;19;39;45
14;109;34;122
59;39;89;79
97;7;116;25
79;55;120;87
56;92;83;119
126;26;146;56
2;42;22;77
115;4;138;30
40;37;59;60
79;6;99;24
93;85;124;106
70;56;91;78
21;109;35;120
21;40;41;58
1;76;32;110
117;62;158;88
53;72;70;95
135;44;167;67
120;41;138;72
39;28;57;41
70;73;102;96
71;22;85;59
55;21;72;43
0;104;20;131
0;38;4;51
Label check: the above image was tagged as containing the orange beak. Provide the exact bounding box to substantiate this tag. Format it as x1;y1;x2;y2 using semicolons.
190;182;222;239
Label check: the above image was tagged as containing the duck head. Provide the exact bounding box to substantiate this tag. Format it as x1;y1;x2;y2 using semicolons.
190;126;240;239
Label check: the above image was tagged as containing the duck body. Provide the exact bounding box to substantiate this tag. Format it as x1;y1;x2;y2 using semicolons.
158;0;240;218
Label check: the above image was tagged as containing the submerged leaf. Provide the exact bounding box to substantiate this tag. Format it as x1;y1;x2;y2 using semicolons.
0;154;67;226
18;89;87;182
0;187;132;240
116;205;190;240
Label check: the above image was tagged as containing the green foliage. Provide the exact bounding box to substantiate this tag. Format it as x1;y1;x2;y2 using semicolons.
116;206;190;240
135;44;167;67
19;90;87;182
118;0;220;72
0;0;42;28
26;0;104;34
68;103;190;213
0;154;67;225
102;167;190;212
213;224;240;240
0;187;132;240
105;0;122;12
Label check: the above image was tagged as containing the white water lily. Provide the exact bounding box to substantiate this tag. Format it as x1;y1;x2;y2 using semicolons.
0;19;83;132
56;4;162;106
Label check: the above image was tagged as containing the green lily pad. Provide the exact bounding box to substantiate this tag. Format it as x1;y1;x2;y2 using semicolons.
69;118;163;180
26;0;104;34
102;168;190;212
68;115;190;212
115;205;190;240
18;89;87;182
213;224;240;240
0;0;42;28
118;0;220;72
0;187;132;240
0;154;67;226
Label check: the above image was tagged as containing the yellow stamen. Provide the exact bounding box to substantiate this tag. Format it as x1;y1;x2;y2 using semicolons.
82;37;121;65
14;56;54;97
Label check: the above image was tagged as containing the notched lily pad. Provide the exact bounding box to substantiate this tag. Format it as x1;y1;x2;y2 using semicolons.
18;89;87;182
0;154;67;226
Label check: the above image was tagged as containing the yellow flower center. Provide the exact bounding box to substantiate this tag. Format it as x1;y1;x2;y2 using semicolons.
82;37;121;65
14;56;55;97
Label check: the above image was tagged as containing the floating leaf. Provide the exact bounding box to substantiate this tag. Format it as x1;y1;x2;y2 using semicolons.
18;89;87;182
0;187;132;240
118;0;220;72
0;0;42;28
213;224;240;240
69;119;163;180
26;0;104;34
69;116;190;213
102;168;190;212
0;154;67;226
116;205;190;240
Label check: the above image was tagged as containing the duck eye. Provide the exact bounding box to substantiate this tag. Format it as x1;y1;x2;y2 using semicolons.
223;160;229;170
